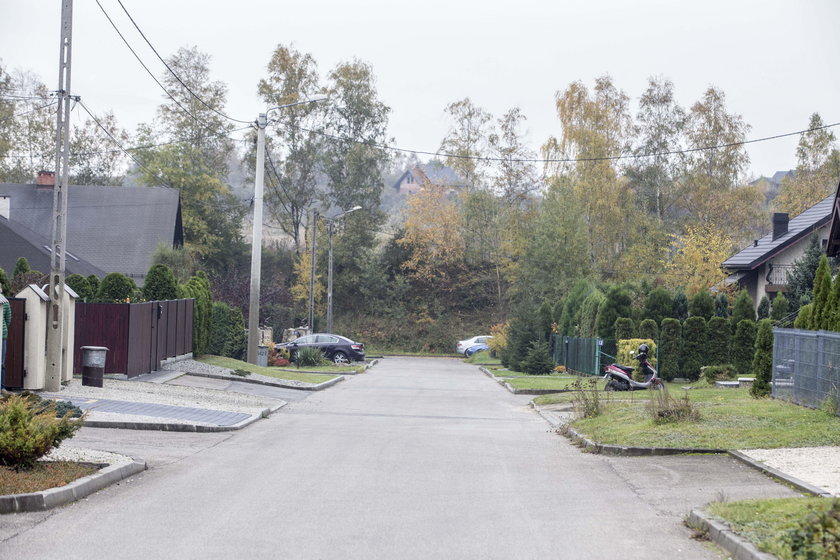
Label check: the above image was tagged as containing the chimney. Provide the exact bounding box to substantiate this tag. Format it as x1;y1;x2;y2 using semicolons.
772;213;789;241
36;170;55;187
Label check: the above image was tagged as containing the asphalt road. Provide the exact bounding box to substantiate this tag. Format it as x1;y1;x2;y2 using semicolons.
0;357;798;559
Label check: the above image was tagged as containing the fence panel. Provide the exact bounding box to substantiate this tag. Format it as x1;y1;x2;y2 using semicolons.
553;335;601;376
773;328;840;414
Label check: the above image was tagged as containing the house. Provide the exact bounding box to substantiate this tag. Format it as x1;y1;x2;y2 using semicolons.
722;191;834;309
822;180;840;258
0;171;183;286
392;161;464;195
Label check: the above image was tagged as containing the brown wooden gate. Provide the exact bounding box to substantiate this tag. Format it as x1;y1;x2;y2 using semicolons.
3;298;25;389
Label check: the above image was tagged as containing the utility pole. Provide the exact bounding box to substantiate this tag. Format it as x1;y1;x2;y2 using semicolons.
308;210;318;331
46;0;74;392
247;112;267;364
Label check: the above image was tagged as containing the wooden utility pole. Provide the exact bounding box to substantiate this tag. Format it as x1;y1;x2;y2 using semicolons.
46;0;74;392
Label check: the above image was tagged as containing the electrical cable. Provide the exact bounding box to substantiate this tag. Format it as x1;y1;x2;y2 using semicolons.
0;100;58;124
94;0;236;135
115;0;252;125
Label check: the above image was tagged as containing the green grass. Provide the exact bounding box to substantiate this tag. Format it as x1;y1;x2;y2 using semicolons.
506;376;582;391
554;383;840;449
465;353;500;365
198;356;344;383
708;497;838;559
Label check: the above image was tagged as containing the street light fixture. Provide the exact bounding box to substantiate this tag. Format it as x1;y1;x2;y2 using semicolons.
325;205;362;334
248;95;328;364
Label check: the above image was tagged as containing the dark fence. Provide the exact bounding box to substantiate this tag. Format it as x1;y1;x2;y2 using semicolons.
4;298;26;389
772;328;840;415
552;335;602;376
74;299;193;377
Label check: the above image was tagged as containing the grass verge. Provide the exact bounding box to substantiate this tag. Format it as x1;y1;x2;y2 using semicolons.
551;383;840;449
506;376;582;391
465;353;500;365
0;461;98;495
198;356;344;383
708;497;838;559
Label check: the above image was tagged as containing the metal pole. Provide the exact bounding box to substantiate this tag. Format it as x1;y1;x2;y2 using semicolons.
326;218;334;333
46;0;73;392
308;210;317;331
247;113;267;364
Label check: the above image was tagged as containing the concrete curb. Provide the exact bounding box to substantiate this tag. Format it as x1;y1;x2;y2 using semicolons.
182;370;345;391
81;401;288;432
686;509;778;560
560;424;728;456
728;450;834;497
0;458;147;514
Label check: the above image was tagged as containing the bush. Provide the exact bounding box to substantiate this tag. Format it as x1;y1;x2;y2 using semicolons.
95;272;137;303
794;304;814;329
596;285;633;339
706;316;730;366
672;289;689;322
488;322;508;358
783;499;840;559
702;364;737;384
689;290;714;320
731;290;756;327
732;319;757;375
614;317;635;340
142;264;179;301
571;377;602;419
714;293;730;318
637;318;658;341
0;395;85;470
520;340;554;375
647;387;700;424
65;274;94;301
751;319;774;398
682;316;707;381
770;293;790;322
294;346;327;367
659;318;682;381
644;287;673;325
222;307;247;361
757;296;771;320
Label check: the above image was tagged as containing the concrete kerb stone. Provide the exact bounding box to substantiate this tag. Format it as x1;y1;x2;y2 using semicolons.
560;424;728;456
0;458;146;514
728;450;834;498
686;509;778;560
182;370;346;391
81;401;289;433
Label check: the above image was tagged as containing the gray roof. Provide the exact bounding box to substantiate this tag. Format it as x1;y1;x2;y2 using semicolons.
723;193;834;271
0;183;182;283
0;216;107;278
393;162;465;190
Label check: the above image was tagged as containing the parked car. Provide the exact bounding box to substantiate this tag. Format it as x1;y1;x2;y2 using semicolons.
275;333;365;364
456;335;492;356
464;343;489;357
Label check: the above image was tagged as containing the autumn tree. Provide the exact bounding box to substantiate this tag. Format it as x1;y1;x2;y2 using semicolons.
439;97;492;189
665;225;733;296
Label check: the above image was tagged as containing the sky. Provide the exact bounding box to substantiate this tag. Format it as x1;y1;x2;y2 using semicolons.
1;0;839;179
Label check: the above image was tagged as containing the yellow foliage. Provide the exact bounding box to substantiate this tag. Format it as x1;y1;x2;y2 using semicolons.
665;225;734;297
488;322;508;356
290;250;323;311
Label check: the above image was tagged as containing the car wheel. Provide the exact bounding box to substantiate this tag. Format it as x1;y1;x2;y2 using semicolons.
332;351;349;365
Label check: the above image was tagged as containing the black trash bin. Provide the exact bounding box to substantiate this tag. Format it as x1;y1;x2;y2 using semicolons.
80;346;108;388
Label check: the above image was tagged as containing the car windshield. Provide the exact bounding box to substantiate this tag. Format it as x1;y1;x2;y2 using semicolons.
294;335;315;344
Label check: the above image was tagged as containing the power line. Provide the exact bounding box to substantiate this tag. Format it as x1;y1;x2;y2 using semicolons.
115;0;252;125
93;0;232;135
0;99;58;124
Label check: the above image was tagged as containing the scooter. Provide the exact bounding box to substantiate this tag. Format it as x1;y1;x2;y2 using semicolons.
603;344;664;391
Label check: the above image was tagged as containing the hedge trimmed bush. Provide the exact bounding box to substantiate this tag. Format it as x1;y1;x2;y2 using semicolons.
614;317;635;341
732;319;757;376
659;318;682;381
96;272;137;303
702;364;737;384
682;316;707;381
706;316;730;366
0;394;85;470
751;319;774;398
637;318;658;341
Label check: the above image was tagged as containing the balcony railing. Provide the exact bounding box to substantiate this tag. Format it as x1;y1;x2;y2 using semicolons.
766;264;794;287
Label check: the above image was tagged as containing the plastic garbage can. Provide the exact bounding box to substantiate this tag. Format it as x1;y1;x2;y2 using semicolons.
80;346;108;387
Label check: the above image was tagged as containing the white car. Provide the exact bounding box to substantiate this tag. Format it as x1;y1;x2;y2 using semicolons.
456;335;492;355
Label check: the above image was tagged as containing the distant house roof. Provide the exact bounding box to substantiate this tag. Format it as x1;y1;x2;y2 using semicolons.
0;216;106;278
0;182;183;283
823;180;840;258
723;192;834;271
392;162;464;190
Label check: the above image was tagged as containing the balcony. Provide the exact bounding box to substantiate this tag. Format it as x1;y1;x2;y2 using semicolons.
765;263;793;292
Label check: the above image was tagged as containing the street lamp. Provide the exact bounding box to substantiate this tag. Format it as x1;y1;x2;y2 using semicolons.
325;205;362;333
248;95;327;365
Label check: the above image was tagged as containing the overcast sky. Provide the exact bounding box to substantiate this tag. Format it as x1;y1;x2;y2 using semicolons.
2;0;838;178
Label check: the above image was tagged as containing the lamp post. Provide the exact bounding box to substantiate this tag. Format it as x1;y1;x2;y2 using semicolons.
248;95;327;364
325;206;362;333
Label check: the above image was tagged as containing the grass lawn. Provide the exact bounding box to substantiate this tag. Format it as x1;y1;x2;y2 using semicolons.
505;376;583;391
465;353;500;366
548;382;840;449
0;462;98;495
198;356;346;383
708;497;839;559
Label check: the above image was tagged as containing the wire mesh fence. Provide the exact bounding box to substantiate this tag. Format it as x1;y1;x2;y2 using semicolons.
552;335;601;376
773;328;840;415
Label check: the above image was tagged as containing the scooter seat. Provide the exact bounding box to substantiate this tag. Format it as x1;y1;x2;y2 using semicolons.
613;364;635;374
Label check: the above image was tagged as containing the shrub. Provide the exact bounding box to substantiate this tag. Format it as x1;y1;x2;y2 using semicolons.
142;264;179;301
757;296;771;320
644;287;673;325
501;304;542;371
520;340;554;375
672;289;689;321
571;377;602;419
577;290;605;337
770;293;790;322
65;274;94;301
689;290;714;320
96;272;137;303
811;254;832;330
637;318;658;341
268;346;290;366
783;499;840;559
488;322;508;358
714;293;730;318
648;387;700;424
596;285;633;339
659;318;682;381
294;346;327;367
702;364;737;384
794;304;814;330
614;317;635;341
751;319;774;398
0;395;85;470
682;316;707;381
732;319;757;375
731;290;755;327
222;306;246;361
706;316;730;366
